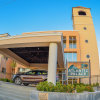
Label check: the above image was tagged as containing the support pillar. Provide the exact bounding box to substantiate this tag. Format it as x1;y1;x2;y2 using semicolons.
48;43;57;85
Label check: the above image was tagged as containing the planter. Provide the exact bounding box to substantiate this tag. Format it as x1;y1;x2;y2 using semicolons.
93;86;100;91
30;90;100;100
93;87;98;91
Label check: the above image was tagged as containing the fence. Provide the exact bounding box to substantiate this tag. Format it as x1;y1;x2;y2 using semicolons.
80;75;100;85
58;72;100;85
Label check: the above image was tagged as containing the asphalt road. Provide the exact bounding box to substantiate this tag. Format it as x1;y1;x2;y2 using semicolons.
0;81;37;100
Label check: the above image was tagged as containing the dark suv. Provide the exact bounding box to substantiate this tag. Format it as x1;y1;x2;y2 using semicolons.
12;70;48;86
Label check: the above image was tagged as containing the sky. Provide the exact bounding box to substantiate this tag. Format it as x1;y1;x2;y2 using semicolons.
0;0;100;57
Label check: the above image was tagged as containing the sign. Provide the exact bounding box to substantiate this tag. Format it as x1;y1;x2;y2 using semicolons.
68;63;90;77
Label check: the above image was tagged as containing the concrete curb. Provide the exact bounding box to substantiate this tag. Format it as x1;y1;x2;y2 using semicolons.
30;90;100;100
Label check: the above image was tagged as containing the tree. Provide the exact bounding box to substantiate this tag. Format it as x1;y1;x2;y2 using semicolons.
11;60;16;74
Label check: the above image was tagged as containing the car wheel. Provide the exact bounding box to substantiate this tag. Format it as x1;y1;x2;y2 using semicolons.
14;77;22;85
23;83;29;86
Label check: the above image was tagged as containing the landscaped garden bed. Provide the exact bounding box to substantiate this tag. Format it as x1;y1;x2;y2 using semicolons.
30;82;100;100
36;81;94;93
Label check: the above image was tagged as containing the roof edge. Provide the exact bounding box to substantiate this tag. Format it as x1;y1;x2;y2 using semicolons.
72;6;91;9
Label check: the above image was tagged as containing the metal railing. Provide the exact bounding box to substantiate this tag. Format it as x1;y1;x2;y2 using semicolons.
57;72;100;85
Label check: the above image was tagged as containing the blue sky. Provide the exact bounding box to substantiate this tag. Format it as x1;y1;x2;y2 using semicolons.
0;0;100;56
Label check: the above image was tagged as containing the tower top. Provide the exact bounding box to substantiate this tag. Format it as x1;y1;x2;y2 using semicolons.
72;6;90;9
72;6;91;17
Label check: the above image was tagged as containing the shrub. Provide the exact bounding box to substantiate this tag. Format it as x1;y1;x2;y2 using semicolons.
9;80;14;83
36;81;94;93
37;81;74;93
76;85;85;93
85;86;94;92
55;82;68;92
0;78;13;83
1;78;10;82
36;81;55;92
67;84;74;93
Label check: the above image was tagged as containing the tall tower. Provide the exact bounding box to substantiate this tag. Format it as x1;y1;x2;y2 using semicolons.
72;6;99;76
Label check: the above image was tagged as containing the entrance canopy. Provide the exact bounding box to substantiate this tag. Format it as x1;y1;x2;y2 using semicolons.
0;32;65;69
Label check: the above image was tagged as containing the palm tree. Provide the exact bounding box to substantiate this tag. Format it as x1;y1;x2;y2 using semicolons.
11;60;16;74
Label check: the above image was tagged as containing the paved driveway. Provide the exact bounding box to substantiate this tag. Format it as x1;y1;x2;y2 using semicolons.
0;81;37;100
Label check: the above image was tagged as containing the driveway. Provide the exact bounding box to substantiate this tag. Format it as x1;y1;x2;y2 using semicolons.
0;81;37;100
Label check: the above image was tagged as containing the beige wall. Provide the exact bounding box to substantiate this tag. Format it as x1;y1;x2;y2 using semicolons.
31;31;81;62
72;7;100;75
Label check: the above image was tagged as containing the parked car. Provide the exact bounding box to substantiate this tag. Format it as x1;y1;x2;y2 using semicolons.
12;70;59;86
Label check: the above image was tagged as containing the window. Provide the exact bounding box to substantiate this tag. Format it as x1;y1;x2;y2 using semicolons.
2;68;6;73
2;56;8;61
19;68;25;72
63;36;66;48
85;40;88;43
84;27;87;30
64;53;77;63
69;36;76;48
26;71;36;75
37;71;47;75
37;71;42;75
86;55;90;58
41;71;47;75
78;11;86;15
18;68;31;73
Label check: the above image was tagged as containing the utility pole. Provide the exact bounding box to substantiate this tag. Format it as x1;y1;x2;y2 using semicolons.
89;59;91;85
66;60;68;85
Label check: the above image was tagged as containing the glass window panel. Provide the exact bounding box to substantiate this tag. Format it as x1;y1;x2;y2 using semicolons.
73;43;76;48
64;53;77;64
41;71;47;75
26;71;36;75
68;53;73;62
69;43;73;48
64;53;67;64
73;53;77;62
69;37;72;40
19;68;23;72
63;37;66;49
2;68;6;73
63;44;66;48
73;37;76;40
69;36;76;48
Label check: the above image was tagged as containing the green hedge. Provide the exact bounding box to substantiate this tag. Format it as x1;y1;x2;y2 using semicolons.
0;78;13;83
36;81;94;93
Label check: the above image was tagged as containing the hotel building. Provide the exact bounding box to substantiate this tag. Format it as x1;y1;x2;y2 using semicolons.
0;6;99;84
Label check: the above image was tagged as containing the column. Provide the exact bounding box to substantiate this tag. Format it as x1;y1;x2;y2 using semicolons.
48;43;57;85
